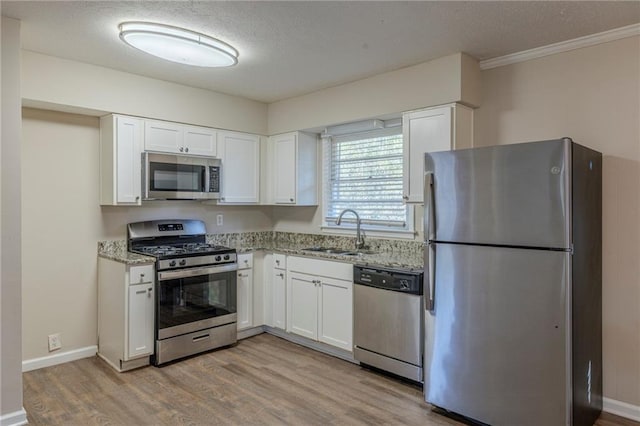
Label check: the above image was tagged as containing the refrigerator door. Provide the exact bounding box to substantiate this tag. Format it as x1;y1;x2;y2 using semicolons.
424;243;571;426
424;138;571;248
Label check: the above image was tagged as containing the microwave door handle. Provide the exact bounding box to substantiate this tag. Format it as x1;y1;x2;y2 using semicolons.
204;164;210;193
141;152;150;200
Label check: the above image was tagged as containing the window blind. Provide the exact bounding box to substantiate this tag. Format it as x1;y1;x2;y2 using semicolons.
324;127;407;228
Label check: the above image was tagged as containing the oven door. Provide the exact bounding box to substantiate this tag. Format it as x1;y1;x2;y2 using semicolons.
143;152;221;200
156;264;237;339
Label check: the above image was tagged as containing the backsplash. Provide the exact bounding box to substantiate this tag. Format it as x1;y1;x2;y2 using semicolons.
271;231;423;254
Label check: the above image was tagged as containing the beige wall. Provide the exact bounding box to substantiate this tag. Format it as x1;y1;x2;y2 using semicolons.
475;36;640;406
20;108;273;361
22;51;269;135
267;52;481;135
1;15;24;420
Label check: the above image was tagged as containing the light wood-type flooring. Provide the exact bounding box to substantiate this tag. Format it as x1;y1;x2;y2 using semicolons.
23;333;638;426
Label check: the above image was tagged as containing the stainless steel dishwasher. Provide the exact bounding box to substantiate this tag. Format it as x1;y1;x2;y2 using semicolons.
353;265;424;382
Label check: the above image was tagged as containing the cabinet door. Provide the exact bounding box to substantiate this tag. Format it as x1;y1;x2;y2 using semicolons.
127;283;154;359
184;125;217;156
144;119;183;153
237;269;253;330
272;269;287;330
115;116;143;204
402;106;452;203
318;276;353;351
219;132;260;204
288;272;318;340
273;133;297;204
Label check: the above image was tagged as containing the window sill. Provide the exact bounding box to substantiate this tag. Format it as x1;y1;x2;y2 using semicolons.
321;225;417;240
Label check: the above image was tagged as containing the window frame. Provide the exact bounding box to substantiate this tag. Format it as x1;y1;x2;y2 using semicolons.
321;126;414;238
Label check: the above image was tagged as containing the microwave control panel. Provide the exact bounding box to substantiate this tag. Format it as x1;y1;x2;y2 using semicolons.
209;166;220;192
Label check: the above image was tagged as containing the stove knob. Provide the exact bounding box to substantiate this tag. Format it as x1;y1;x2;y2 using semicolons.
169;260;176;267
179;259;187;266
215;255;222;262
223;254;230;260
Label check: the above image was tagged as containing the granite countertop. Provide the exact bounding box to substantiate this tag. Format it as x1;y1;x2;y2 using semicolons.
98;241;155;265
98;231;424;269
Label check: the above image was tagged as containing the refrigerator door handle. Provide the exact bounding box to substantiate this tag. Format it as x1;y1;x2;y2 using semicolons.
424;171;435;311
424;172;435;241
423;241;436;311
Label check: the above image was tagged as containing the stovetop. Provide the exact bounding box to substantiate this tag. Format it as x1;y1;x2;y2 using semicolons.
132;243;234;259
127;219;238;270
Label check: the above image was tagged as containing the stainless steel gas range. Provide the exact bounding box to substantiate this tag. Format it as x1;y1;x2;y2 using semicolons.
128;219;237;365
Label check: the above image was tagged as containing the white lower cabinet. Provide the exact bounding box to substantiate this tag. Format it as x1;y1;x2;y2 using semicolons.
286;256;353;351
127;283;155;359
236;253;254;330
98;259;154;372
272;254;287;330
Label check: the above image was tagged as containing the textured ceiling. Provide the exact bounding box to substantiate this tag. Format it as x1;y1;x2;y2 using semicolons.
2;1;639;103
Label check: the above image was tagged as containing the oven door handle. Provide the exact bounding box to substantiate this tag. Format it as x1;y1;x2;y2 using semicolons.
158;264;238;281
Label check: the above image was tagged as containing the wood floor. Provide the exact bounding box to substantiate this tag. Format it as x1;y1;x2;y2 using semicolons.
23;333;637;426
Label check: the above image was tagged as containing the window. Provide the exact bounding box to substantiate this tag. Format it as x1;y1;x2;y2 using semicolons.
323;126;411;233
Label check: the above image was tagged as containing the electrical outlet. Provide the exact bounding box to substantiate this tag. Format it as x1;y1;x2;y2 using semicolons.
48;333;62;352
216;214;223;226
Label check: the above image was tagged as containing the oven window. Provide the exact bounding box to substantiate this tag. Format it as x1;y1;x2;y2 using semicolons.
158;271;237;330
150;162;205;192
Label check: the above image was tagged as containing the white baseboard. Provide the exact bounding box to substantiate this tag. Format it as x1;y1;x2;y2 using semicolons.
237;325;265;340
22;345;97;372
603;397;640;422
264;327;356;364
0;408;27;426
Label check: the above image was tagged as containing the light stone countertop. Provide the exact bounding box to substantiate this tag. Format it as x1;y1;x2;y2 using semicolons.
98;231;424;269
97;241;155;265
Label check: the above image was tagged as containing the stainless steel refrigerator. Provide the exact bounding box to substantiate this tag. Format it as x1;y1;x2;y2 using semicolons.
423;138;602;426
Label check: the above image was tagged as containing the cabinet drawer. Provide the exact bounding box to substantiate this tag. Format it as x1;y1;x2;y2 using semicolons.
237;253;253;270
273;253;286;270
129;264;154;285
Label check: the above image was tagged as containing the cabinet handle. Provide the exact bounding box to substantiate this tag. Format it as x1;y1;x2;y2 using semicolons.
402;195;409;200
179;147;184;152
148;288;153;297
290;198;294;202
238;273;248;278
185;147;189;153
135;196;140;201
136;289;146;294
277;273;284;278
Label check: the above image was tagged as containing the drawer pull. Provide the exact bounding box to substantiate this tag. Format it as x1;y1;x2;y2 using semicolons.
192;334;210;343
135;289;146;294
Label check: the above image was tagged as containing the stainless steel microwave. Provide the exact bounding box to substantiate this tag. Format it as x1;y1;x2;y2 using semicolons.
142;152;221;200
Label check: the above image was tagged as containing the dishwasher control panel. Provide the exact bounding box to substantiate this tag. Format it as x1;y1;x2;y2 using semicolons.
354;265;423;295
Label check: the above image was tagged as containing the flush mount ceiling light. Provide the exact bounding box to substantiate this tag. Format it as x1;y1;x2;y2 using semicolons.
118;21;238;67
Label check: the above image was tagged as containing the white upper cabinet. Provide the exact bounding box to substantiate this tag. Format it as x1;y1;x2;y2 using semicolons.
184;125;218;157
217;131;260;204
268;132;318;205
100;114;143;206
402;103;473;203
144;119;217;157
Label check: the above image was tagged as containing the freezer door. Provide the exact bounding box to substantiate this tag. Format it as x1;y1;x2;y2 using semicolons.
424;139;571;248
424;243;570;426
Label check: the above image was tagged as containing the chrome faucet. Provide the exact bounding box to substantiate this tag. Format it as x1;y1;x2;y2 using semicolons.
336;209;366;250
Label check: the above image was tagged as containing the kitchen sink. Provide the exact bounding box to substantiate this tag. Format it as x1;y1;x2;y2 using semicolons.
302;247;377;256
341;250;377;256
302;247;352;254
